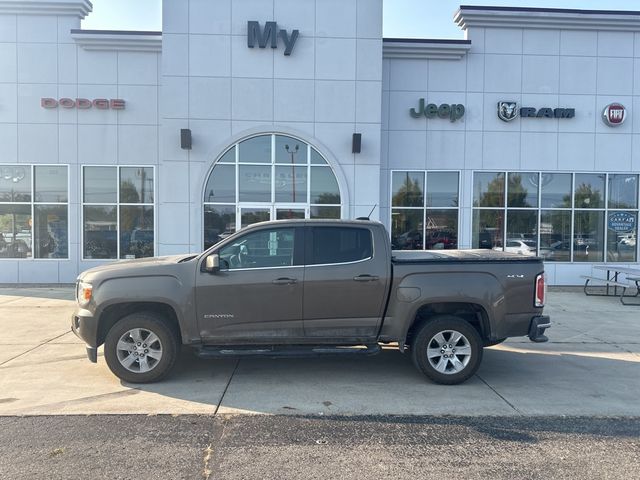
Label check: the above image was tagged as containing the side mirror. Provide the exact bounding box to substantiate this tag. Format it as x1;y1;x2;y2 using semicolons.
205;254;220;273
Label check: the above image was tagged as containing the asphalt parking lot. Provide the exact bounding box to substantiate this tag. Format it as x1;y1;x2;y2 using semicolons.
0;286;639;417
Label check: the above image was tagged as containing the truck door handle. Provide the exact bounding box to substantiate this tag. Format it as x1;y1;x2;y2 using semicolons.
353;275;379;282
272;277;297;285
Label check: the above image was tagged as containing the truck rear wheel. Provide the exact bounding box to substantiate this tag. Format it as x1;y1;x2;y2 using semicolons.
104;312;178;383
411;315;483;385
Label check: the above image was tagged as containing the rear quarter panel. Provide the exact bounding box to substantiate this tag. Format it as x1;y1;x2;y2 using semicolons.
380;259;544;343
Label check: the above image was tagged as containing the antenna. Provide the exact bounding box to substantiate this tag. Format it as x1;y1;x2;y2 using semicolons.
367;204;377;218
356;204;377;221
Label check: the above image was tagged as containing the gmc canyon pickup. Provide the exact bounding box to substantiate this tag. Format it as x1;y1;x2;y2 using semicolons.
72;219;550;385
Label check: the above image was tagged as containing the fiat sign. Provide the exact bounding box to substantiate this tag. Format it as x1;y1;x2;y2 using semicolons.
602;103;626;126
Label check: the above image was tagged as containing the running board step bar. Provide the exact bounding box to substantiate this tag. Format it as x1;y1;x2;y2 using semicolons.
194;344;382;359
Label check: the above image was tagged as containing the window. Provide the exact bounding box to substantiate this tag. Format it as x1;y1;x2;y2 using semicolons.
82;166;154;260
308;227;373;265
203;134;342;249
0;165;68;259
218;228;295;270
472;172;639;263
391;171;459;250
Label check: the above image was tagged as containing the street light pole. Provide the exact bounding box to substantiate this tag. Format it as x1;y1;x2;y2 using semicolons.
284;143;299;204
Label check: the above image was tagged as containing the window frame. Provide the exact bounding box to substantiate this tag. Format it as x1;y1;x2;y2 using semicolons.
304;226;375;267
389;169;461;251
472;171;640;263
0;164;70;261
81;165;156;261
203;134;343;250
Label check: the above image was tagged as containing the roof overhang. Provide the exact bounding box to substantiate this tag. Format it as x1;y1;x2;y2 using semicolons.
455;5;640;31
0;0;92;18
71;30;162;52
383;39;471;60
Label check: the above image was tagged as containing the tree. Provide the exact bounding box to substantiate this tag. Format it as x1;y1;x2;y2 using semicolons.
476;174;504;208
392;174;423;207
571;183;603;209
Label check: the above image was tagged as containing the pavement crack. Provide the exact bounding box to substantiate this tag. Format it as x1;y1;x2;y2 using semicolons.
202;444;214;480
476;374;523;416
0;330;71;367
214;359;240;416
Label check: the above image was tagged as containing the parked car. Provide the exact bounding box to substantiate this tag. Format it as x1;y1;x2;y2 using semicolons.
72;219;550;385
392;229;423;249
424;230;457;249
539;240;571;261
495;239;537;256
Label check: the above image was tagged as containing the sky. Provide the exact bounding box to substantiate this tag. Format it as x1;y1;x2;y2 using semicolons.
82;0;640;38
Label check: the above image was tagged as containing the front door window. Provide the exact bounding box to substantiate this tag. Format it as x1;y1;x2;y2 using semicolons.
218;227;295;270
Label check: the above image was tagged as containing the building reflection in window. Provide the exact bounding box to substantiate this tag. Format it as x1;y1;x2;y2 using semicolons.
391;171;459;250
472;171;638;263
0;165;68;259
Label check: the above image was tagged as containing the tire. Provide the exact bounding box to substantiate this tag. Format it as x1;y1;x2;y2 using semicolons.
104;312;178;383
411;315;483;385
484;338;506;347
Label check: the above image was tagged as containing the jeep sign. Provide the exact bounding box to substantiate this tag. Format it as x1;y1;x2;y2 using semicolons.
410;98;465;122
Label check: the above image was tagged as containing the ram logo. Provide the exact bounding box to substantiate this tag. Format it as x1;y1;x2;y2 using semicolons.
498;101;519;122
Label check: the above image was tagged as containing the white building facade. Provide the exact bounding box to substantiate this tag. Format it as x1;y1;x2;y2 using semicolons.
0;0;639;285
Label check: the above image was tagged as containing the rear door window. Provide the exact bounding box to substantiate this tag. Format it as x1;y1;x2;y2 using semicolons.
307;227;373;265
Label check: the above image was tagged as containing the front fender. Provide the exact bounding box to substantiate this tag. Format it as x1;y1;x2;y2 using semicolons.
91;275;198;344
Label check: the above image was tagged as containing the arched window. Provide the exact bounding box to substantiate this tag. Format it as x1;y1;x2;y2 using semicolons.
203;134;342;248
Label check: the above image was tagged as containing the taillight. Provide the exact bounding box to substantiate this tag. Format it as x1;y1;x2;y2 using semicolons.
535;273;546;307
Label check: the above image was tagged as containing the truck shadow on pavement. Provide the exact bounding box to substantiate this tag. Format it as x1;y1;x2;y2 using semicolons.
120;344;640;418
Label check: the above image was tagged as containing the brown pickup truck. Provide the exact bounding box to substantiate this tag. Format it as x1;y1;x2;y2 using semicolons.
72;219;550;385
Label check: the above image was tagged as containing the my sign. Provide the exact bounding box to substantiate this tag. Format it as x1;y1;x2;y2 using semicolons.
247;21;299;56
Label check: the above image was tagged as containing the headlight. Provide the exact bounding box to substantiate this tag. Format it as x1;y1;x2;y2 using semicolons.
77;281;93;307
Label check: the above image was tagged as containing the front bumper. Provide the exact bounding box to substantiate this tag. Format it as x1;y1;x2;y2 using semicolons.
71;310;100;362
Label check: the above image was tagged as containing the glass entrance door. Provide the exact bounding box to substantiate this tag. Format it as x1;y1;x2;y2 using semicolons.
239;206;308;229
276;207;306;220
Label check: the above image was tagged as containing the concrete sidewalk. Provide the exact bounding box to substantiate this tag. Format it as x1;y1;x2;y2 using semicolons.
0;287;638;416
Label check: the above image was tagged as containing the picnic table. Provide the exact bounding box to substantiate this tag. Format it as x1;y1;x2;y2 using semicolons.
581;265;640;305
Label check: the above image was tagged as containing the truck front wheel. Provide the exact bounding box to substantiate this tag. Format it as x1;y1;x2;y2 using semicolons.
411;315;483;385
104;312;178;383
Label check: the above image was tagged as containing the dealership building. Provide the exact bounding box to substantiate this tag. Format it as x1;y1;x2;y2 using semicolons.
0;0;639;285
